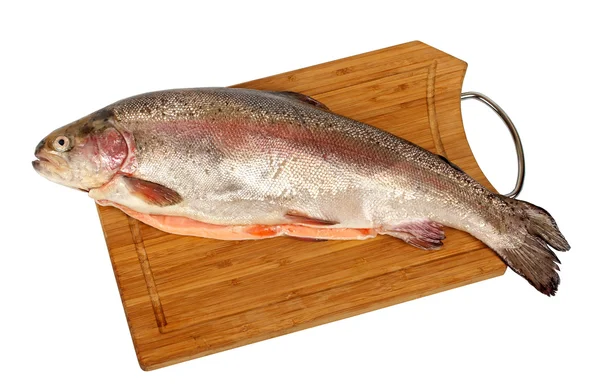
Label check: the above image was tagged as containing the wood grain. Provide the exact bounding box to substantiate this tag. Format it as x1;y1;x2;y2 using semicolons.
96;41;507;370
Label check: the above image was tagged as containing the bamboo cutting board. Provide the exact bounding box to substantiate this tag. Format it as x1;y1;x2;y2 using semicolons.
97;41;507;370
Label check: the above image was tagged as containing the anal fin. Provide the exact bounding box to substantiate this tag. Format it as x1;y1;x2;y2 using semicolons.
382;219;445;250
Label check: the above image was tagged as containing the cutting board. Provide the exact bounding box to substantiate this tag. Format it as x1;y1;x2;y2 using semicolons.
97;41;507;370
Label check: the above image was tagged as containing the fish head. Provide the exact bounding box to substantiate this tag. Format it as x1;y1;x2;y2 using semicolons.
32;110;128;191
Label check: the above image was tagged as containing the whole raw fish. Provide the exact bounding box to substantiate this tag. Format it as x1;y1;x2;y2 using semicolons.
33;88;569;295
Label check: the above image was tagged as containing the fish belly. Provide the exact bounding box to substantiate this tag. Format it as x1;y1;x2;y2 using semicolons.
102;200;378;241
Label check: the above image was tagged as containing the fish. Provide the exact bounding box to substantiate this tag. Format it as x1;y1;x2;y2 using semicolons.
32;88;570;295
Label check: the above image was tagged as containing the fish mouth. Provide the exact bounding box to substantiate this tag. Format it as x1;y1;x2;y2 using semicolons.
32;156;54;172
33;149;64;169
33;155;50;165
32;152;68;180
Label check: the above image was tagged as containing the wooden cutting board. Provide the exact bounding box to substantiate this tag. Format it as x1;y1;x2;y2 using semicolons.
97;41;506;370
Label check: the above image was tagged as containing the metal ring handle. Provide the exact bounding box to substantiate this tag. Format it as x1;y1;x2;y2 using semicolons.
460;91;525;198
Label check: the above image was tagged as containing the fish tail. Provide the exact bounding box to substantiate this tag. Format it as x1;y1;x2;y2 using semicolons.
489;197;570;296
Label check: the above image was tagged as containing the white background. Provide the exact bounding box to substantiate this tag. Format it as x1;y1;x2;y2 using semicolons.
1;1;598;387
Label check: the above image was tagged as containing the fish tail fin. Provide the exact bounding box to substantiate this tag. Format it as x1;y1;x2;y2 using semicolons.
490;197;570;296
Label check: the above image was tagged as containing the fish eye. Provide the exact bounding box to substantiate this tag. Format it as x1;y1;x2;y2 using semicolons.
53;136;71;152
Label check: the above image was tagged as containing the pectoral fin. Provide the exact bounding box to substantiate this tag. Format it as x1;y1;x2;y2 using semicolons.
122;176;183;207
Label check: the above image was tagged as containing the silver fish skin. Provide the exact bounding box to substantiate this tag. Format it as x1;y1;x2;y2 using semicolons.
33;88;570;295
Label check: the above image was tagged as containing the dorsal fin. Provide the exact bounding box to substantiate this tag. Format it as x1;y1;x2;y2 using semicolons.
273;91;330;111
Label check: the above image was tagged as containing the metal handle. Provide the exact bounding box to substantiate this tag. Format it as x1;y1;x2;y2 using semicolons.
460;91;525;198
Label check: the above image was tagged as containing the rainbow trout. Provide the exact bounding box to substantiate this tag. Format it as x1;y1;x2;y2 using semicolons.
32;88;569;295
